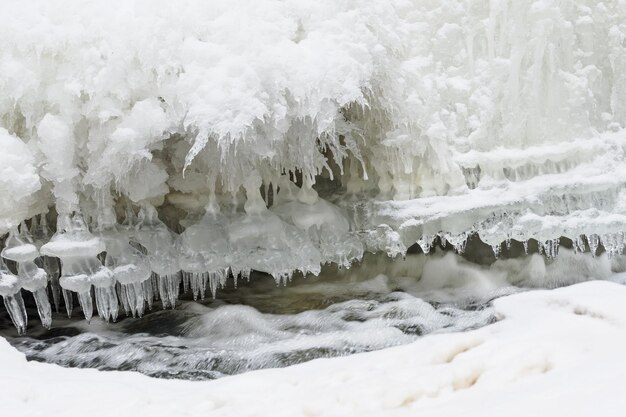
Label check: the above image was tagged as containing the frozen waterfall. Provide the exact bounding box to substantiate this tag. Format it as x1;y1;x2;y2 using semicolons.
0;0;626;331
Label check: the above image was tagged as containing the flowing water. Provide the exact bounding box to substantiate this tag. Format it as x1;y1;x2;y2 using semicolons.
2;248;623;380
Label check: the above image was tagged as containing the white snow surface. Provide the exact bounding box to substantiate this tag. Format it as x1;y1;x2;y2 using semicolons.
2;279;626;416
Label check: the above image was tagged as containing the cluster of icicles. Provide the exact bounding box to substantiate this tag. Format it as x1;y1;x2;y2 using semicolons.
418;232;623;261
0;178;365;334
2;178;625;334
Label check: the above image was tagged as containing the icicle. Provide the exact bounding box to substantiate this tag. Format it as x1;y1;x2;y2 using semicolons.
188;272;199;300
587;234;600;257
77;288;94;323
200;272;208;300
273;271;292;287
207;269;227;298
99;215;151;319
62;290;74;318
240;269;251;282
523;240;529;255
32;215;62;314
19;266;52;329
543;239;559;260
41;213;109;322
142;278;154;310
2;226;52;329
232;270;239;289
207;272;218;298
157;273;180;309
182;272;190;294
168;272;181;307
32;287;52;329
416;235;433;254
601;234;618;258
454;238;466;254
94;285;118;322
444;233;468;254
505;237;512;250
491;243;501;259
574;235;586;254
117;283;131;317
3;292;28;335
123;281;146;318
617;232;625;256
0;260;27;334
44;257;61;313
439;233;448;249
151;273;160;300
135;204;181;308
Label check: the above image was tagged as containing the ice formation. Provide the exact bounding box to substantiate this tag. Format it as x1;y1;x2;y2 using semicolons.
1;226;50;331
1;0;626;330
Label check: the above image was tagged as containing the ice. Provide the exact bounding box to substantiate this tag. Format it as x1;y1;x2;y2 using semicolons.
0;129;41;233
0;0;622;238
226;175;324;283
0;260;26;335
0;0;625;329
41;213;111;322
134;204;181;308
29;215;62;313
588;234;600;257
416;235;434;255
98;205;151;318
1;226;51;329
177;199;230;298
440;232;468;255
272;179;364;268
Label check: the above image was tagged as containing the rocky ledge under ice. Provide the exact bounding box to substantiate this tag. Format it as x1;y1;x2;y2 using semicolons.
2;279;626;417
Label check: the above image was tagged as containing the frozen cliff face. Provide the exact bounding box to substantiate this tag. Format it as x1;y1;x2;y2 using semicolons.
0;0;625;329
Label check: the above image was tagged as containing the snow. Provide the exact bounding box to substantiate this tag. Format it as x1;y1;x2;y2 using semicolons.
0;0;624;245
0;129;41;233
2;279;626;416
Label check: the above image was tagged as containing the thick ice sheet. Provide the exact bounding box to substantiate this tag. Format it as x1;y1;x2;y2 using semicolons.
2;279;626;416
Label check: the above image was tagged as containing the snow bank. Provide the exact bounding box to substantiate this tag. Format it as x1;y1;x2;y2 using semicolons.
2;279;626;416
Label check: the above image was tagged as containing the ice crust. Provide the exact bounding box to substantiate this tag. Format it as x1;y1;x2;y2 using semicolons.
1;0;626;330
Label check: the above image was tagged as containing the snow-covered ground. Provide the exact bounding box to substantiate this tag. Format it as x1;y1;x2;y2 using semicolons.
2;279;626;417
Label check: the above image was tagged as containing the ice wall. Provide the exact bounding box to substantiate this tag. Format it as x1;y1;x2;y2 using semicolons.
1;0;626;329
